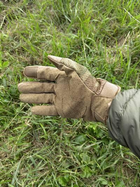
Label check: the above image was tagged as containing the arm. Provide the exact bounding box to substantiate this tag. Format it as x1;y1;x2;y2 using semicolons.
18;55;140;158
107;89;140;158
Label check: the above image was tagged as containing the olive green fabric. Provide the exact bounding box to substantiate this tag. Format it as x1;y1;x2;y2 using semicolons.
18;55;120;124
107;89;140;158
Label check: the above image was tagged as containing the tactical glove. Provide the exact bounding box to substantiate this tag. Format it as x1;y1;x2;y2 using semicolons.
18;55;120;124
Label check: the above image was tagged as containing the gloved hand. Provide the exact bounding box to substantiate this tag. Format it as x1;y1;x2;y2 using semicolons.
18;55;121;124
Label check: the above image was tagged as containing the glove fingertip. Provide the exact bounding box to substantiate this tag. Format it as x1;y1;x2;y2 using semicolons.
48;55;68;73
23;66;38;78
31;106;38;115
31;105;58;116
48;55;62;64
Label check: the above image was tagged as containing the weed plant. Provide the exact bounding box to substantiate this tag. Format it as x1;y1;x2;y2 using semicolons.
0;0;140;186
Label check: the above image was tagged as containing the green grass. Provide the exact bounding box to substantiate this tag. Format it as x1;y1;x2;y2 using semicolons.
0;0;140;186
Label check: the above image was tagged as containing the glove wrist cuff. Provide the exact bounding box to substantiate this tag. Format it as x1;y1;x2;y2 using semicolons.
90;80;121;124
99;80;121;98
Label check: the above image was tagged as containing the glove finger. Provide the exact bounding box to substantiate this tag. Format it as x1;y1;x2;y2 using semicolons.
20;93;54;104
24;66;64;81
48;55;72;74
48;55;91;81
18;82;55;93
31;105;58;116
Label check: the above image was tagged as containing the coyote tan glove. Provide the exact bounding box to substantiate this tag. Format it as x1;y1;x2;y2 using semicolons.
18;55;120;124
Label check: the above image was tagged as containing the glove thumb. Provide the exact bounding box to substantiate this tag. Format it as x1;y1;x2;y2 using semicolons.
48;55;91;82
